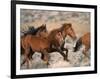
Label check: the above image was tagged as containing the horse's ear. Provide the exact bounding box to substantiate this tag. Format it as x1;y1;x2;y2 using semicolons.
42;24;46;27
42;24;44;26
56;31;62;36
58;32;62;35
67;23;72;27
62;23;72;27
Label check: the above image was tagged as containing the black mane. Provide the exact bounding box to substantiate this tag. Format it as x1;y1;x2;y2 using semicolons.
22;24;46;36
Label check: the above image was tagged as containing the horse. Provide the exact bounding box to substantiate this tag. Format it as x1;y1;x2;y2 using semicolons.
21;23;77;68
52;23;77;61
21;24;48;55
74;32;90;57
37;23;77;62
30;23;77;61
21;30;64;68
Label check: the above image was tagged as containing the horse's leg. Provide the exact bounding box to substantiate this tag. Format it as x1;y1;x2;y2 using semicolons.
60;41;69;61
21;49;27;66
83;45;89;58
57;47;68;61
21;57;26;66
41;54;44;60
21;53;29;67
29;48;34;60
28;51;34;68
21;48;30;68
61;47;69;61
21;45;24;55
42;50;49;65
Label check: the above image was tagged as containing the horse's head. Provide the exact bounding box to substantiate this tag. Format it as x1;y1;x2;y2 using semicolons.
62;23;77;40
36;24;48;37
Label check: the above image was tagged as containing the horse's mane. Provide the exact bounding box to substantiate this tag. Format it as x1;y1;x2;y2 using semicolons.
47;28;61;47
48;23;72;47
48;23;72;39
48;28;60;39
36;24;46;33
22;24;46;36
60;23;72;32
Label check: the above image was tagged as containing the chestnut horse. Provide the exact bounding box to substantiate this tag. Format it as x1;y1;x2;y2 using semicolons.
21;24;48;55
74;32;90;57
21;30;64;68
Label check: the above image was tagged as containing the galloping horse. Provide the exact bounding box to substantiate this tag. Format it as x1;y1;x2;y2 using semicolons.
52;23;77;60
21;24;48;55
21;29;64;68
74;32;90;57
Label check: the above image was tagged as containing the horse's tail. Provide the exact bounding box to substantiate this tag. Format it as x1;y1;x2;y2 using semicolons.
74;37;82;52
21;27;36;36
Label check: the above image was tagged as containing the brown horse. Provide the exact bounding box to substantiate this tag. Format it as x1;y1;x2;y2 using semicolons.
21;23;77;68
74;32;90;57
21;30;64;68
53;23;77;61
37;23;77;61
21;24;48;55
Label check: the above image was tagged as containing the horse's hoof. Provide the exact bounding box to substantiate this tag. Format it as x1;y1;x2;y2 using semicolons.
66;59;70;62
64;58;70;62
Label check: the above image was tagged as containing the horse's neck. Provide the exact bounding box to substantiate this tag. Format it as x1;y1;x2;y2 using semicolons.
47;34;53;43
60;25;69;38
48;34;60;48
60;30;67;39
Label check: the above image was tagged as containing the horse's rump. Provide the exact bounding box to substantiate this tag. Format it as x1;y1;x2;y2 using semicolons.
74;32;90;52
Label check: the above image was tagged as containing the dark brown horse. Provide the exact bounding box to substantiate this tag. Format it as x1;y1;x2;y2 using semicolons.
74;32;90;57
52;23;77;61
21;23;77;68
